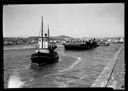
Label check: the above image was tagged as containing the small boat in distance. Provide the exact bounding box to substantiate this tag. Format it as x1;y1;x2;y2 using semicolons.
30;16;59;66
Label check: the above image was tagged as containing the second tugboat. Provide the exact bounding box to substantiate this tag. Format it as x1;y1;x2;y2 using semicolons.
31;16;59;66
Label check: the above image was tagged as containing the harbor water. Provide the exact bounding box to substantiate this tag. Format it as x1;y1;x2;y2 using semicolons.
4;44;122;88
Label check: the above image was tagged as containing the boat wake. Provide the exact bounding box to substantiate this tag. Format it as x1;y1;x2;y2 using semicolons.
59;57;81;72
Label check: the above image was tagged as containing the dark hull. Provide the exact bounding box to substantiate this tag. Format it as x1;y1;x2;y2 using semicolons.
64;43;98;50
31;51;59;65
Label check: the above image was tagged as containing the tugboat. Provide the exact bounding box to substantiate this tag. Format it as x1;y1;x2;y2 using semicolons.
63;38;98;50
30;16;59;66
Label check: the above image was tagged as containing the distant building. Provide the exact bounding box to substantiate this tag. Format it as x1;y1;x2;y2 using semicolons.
114;39;119;43
64;38;70;41
107;39;111;42
4;41;9;45
119;38;124;43
31;40;35;44
4;41;13;45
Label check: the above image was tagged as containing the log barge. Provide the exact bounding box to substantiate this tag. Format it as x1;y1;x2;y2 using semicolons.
63;38;99;50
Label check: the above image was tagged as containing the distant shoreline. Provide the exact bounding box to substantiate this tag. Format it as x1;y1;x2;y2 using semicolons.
4;44;63;51
4;45;35;50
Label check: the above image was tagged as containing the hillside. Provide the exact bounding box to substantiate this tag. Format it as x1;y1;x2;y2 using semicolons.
50;35;73;40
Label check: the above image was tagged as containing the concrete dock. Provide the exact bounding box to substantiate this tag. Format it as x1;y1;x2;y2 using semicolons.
91;44;124;89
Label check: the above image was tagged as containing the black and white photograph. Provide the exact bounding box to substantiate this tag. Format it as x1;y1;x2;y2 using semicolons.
3;3;124;89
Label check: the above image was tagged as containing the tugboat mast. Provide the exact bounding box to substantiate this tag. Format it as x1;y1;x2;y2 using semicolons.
48;25;49;45
41;16;43;48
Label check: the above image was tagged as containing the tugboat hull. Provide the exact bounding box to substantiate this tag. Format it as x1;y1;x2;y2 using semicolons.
31;52;59;66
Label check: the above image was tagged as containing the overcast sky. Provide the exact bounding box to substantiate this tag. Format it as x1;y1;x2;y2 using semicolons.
3;3;124;38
